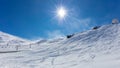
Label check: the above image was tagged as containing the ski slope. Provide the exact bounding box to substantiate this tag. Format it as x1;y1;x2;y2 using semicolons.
0;24;120;68
0;31;31;51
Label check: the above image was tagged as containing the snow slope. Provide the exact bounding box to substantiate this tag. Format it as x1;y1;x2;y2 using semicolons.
0;31;31;51
0;24;120;68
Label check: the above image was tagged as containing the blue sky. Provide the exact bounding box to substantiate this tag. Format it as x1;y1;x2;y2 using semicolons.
0;0;120;39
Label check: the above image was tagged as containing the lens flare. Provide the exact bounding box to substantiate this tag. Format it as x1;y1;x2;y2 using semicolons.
57;7;67;19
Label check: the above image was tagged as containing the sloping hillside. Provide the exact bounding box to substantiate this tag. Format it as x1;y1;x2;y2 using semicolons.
0;31;30;51
0;24;120;68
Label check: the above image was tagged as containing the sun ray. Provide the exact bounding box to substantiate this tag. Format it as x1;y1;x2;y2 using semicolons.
56;6;67;20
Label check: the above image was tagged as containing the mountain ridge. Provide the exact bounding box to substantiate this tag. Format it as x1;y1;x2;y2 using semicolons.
0;24;120;68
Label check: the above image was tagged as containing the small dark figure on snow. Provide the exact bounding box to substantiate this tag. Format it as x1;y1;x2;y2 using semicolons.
67;34;74;38
92;26;100;30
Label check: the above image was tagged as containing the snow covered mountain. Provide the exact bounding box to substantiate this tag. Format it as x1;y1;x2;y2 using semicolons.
0;31;31;51
0;31;30;45
0;24;120;68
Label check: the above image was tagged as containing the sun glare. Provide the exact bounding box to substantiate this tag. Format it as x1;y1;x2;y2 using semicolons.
57;7;67;19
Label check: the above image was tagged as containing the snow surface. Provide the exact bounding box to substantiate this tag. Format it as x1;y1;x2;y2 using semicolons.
0;31;31;51
0;24;120;68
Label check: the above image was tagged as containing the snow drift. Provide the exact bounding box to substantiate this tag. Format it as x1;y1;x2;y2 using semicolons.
0;24;120;68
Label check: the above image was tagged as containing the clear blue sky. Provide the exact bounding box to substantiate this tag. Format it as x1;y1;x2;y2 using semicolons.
0;0;120;39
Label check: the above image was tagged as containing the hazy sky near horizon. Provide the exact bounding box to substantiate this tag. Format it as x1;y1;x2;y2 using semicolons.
0;0;120;39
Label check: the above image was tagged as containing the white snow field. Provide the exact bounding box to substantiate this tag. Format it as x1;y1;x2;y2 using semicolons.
0;24;120;68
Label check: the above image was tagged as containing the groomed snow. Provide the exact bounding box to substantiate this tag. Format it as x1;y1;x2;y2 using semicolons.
0;24;120;68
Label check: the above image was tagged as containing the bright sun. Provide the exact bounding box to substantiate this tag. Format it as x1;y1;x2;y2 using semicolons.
57;7;67;19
